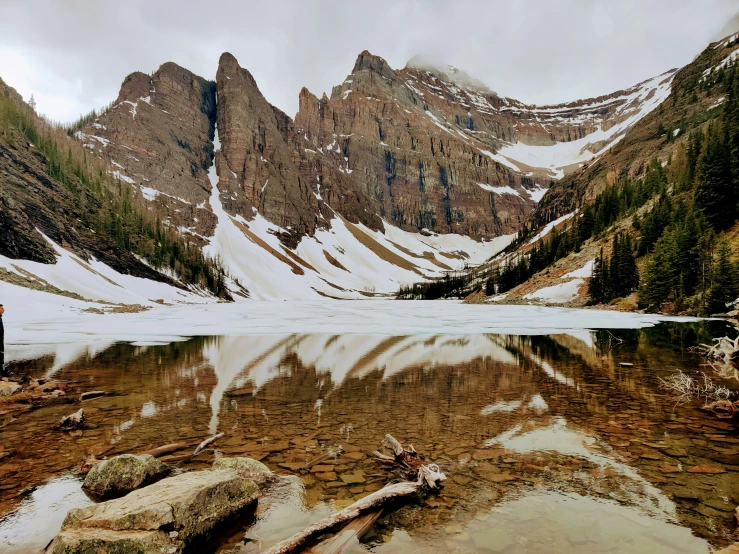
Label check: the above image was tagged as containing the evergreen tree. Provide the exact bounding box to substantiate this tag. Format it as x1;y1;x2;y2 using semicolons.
706;240;738;314
617;233;640;296
694;121;735;229
639;230;679;310
724;65;739;198
589;248;607;303
485;268;498;296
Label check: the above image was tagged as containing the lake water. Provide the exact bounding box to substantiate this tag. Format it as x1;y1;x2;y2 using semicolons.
1;317;738;553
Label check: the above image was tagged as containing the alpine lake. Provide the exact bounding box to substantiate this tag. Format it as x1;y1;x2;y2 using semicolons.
1;319;738;553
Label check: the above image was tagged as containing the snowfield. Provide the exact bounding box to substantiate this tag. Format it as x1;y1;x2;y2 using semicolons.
523;279;585;303
497;71;675;179
199;121;515;300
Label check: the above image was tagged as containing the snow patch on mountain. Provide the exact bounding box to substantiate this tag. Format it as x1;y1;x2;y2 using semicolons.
203;122;514;300
497;71;675;178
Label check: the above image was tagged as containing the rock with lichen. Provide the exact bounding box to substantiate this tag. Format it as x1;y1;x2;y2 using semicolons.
82;454;170;499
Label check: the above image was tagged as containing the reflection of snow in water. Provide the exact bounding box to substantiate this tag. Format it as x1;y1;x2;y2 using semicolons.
526;350;578;388
528;393;549;413
242;476;334;550
140;401;157;418
202;334;522;434
481;394;549;415
0;474;93;553
485;416;677;520
45;340;116;377
203;335;293;433
463;491;709;554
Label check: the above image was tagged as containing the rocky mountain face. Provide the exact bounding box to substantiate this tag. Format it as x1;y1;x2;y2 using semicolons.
0;78;174;285
75;62;218;242
1;45;683;302
530;32;739;229
80;49;673;250
461;32;739;308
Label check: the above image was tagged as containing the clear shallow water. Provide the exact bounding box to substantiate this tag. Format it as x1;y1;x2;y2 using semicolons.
0;321;737;553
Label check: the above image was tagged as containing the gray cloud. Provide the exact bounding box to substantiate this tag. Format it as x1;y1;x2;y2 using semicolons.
0;0;736;122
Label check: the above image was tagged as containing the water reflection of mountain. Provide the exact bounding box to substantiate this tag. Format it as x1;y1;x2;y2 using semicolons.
11;322;731;437
4;322;738;549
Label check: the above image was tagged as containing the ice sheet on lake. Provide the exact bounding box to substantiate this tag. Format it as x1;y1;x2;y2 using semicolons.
5;302;698;348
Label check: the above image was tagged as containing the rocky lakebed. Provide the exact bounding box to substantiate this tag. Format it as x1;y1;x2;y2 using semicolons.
0;316;738;553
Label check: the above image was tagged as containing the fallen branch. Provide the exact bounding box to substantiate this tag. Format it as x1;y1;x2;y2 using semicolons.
138;442;188;458
306;510;382;554
80;390;106;401
261;483;419;554
372;434;427;481
262;434;446;554
192;432;224;456
58;409;85;431
658;371;734;405
692;336;739;363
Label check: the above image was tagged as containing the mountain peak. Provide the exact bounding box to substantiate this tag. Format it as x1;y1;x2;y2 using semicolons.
405;54;496;95
352;50;397;80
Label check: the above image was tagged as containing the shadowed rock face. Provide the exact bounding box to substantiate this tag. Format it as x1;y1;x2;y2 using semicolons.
215;52;320;245
296;50;528;239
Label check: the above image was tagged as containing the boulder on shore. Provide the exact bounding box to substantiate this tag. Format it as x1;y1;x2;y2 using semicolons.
48;465;263;553
212;456;273;483
82;454;169;499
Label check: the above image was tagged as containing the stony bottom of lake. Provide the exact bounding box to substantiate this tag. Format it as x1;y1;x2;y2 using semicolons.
0;323;738;553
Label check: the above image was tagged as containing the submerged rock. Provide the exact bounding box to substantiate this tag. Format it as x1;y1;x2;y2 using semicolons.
82;454;169;499
0;381;21;396
49;466;261;553
58;409;85;431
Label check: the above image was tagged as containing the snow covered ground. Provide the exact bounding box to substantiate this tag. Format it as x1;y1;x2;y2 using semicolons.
0;232;210;315
522;258;594;303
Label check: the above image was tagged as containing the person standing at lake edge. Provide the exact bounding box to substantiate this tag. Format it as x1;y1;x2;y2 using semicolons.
0;304;4;374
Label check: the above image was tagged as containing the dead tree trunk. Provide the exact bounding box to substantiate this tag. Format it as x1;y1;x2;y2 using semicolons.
305;510;382;554
261;483;417;554
261;434;445;554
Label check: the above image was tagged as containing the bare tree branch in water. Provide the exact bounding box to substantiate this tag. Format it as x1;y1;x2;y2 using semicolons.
658;371;734;405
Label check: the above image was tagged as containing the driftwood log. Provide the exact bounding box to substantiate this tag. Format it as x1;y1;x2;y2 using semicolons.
192;432;224;456
693;337;739;362
79;390;106;401
261;434;446;554
305;511;382;554
262;483;420;554
138;442;189;458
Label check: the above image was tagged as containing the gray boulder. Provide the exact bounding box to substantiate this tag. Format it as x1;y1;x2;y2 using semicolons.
212;456;273;483
82;454;169;499
49;466;261;553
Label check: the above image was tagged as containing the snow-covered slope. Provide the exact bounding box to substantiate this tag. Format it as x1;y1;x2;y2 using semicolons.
204;123;514;300
0;232;209;308
402;58;675;181
496;71;675;178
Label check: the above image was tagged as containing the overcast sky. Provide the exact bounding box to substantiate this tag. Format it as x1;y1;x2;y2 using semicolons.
1;0;737;123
